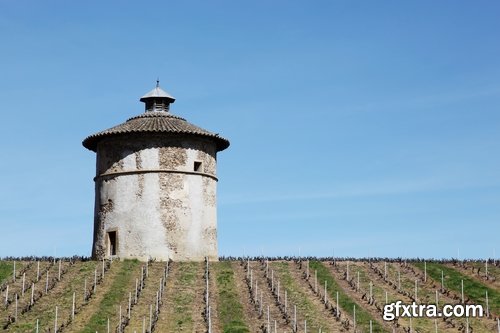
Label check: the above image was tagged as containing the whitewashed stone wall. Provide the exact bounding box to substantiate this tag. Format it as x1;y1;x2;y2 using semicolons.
92;135;218;261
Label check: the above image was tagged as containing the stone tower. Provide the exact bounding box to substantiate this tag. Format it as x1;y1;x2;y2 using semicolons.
82;82;229;261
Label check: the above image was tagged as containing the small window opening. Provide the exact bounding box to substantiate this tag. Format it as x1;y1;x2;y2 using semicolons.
194;161;203;172
108;231;117;256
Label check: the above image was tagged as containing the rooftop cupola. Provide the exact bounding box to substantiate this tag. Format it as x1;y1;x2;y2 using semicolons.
140;80;176;112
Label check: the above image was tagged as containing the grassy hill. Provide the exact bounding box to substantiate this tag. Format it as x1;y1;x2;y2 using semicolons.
0;258;498;332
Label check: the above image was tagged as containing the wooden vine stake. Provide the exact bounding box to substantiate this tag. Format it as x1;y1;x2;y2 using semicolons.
424;261;427;282
46;271;50;293
398;268;401;291
208;305;212;333
461;279;465;304
54;305;58;333
206;258;209;321
414;279;418;302
353;304;356;332
94;269;97;293
324;280;327;304
72;292;75;320
277;280;280;302
135;279;139;304
128;292;132;319
31;283;35;305
156;291;159;314
314;270;318;293
118;305;122;333
22;273;25;296
336;291;339;318
140;266;143;290
250;270;253;290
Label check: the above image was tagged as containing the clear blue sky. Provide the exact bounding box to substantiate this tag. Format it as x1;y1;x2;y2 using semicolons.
0;1;499;259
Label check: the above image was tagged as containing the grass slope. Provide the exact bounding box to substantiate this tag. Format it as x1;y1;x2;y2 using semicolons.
215;262;249;333
310;261;388;333
80;260;140;333
162;262;203;332
0;261;13;283
272;261;336;332
414;262;500;314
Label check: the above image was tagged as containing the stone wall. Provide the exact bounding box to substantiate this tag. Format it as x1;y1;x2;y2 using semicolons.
91;134;218;261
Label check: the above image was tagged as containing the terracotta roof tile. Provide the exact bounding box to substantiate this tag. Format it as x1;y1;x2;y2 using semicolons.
82;111;229;152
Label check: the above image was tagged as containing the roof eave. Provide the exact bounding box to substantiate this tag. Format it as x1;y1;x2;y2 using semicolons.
83;131;230;153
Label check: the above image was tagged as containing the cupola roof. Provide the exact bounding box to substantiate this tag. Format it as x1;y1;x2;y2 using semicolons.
140;80;175;103
82;82;230;152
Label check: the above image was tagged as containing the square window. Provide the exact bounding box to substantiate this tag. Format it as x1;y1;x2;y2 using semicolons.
194;161;203;172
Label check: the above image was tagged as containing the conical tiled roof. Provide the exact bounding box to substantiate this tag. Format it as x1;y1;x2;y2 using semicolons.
82;85;229;152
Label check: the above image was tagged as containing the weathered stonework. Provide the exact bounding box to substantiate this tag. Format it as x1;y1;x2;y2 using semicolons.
83;84;229;262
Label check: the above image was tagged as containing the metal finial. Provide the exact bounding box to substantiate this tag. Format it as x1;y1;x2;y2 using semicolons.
156;78;160;88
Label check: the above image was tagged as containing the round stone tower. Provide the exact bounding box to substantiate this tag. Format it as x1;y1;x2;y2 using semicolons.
82;82;229;261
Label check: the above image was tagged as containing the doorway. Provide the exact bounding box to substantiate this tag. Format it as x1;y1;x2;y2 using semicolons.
108;231;117;256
